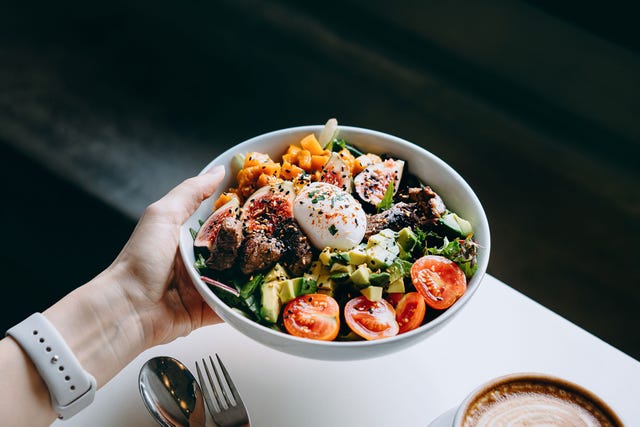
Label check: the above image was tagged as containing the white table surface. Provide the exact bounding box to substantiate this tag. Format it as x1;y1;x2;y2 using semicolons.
53;274;640;426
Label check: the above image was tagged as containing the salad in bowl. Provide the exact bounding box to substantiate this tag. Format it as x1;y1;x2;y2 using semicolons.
179;119;490;360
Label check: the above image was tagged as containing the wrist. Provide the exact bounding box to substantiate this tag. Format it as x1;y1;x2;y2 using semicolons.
43;266;147;387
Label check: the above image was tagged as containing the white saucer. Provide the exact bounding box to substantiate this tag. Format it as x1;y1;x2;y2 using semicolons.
427;407;457;427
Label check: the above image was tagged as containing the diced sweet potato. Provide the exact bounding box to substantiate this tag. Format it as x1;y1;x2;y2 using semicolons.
280;161;304;180
213;192;240;210
297;149;312;171
244;152;273;168
300;134;325;155
311;154;329;170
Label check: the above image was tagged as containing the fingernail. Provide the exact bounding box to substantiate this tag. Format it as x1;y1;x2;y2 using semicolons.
204;164;225;176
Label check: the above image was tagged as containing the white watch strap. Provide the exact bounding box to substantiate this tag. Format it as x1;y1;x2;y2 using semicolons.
6;313;96;420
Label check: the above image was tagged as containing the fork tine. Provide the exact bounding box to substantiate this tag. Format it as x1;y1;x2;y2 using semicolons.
215;354;242;405
195;360;219;414
209;354;235;407
202;356;228;409
196;354;250;427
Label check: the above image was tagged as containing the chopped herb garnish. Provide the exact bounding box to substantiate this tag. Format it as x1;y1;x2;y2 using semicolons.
311;194;326;204
328;224;338;235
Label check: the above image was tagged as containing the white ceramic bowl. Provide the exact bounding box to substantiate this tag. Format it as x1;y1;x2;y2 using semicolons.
179;125;490;360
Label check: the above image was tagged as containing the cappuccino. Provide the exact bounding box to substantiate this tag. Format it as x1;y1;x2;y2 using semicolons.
458;374;622;427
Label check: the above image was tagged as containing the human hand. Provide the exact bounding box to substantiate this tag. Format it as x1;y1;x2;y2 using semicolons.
0;167;228;427
109;165;226;347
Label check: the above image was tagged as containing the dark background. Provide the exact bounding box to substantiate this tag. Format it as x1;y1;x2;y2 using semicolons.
1;0;639;359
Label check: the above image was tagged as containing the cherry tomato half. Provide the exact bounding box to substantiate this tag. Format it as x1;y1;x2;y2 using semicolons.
411;255;467;310
395;292;426;334
283;294;340;341
344;296;399;340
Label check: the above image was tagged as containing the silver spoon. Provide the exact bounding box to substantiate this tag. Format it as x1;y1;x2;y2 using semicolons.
139;356;206;427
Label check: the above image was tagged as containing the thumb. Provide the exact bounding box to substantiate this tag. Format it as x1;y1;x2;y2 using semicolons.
148;165;226;225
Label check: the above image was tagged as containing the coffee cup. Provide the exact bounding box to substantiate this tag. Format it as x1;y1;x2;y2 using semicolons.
431;372;624;426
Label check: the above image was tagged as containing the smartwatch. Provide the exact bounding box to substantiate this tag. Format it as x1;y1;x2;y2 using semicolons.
6;313;97;419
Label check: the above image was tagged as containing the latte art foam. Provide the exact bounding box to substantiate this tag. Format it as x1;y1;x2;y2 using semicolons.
463;380;619;427
466;392;600;426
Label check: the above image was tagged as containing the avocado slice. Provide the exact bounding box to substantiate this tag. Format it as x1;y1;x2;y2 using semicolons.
360;286;383;302
397;227;418;252
304;260;326;281
386;278;405;293
260;280;283;324
440;213;473;237
264;263;289;283
347;244;369;266
319;247;334;266
368;229;398;251
366;245;395;269
350;264;372;287
330;263;355;274
369;272;391;287
317;273;337;291
278;278;303;304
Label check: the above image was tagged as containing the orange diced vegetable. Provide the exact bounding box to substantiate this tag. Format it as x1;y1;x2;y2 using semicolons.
237;165;263;195
353;153;381;174
259;163;281;177
297;149;312;171
256;173;280;188
280;161;304;180
244;152;272;168
213;192;239;210
282;152;297;164
311;154;329;171
300;134;325;155
286;144;301;155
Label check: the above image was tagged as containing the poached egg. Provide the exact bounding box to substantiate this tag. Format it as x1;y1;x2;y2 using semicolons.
293;182;367;251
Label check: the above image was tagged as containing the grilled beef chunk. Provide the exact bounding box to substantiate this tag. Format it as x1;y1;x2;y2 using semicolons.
274;218;313;276
365;202;418;239
206;217;244;270
365;186;447;238
239;232;284;275
399;186;446;217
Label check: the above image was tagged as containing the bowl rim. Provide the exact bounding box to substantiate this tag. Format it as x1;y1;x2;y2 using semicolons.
179;124;490;351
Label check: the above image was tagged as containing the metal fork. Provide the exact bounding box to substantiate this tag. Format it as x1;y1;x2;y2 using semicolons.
195;354;250;427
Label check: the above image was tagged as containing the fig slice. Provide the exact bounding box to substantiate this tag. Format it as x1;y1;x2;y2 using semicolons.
240;181;295;235
321;152;352;192
194;197;240;250
354;158;405;207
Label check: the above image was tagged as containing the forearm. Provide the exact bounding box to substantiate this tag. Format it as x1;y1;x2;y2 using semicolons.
43;266;147;388
0;266;147;426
